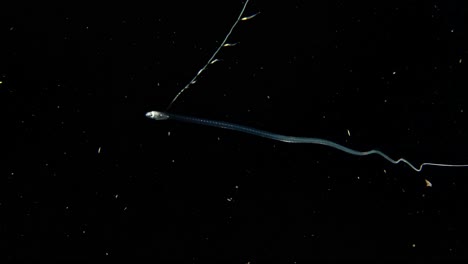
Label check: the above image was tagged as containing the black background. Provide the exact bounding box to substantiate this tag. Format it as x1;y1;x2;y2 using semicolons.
3;0;468;261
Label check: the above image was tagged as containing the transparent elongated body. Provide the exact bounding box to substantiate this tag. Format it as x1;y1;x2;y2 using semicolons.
146;111;468;172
